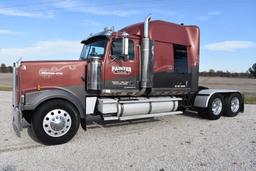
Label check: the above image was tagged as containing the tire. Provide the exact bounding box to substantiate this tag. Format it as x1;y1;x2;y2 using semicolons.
224;93;242;117
31;100;80;145
199;94;224;120
23;111;32;124
197;108;208;119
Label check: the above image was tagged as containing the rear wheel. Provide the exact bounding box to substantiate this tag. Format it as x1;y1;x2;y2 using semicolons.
31;100;80;145
224;93;242;117
198;94;224;120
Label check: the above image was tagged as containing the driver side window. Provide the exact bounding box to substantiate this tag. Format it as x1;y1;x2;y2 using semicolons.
111;38;134;60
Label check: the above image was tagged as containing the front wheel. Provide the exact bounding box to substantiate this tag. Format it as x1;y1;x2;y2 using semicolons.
31;100;80;145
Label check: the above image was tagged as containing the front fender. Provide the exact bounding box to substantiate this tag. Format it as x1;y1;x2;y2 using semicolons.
23;89;85;118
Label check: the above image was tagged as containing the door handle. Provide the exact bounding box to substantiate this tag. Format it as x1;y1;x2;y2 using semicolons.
81;75;85;82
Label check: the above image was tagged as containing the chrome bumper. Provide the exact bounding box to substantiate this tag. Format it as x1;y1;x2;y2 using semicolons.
12;106;23;136
12;61;22;136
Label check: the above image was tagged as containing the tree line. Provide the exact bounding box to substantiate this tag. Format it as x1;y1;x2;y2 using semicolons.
199;69;252;78
0;64;13;73
200;63;256;78
0;63;255;78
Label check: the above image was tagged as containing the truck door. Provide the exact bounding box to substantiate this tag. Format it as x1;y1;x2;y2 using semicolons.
103;38;140;94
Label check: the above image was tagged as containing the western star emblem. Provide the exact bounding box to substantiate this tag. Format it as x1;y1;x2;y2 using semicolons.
39;65;78;78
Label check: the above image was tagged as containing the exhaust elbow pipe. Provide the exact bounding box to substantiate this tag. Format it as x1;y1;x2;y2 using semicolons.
144;15;151;38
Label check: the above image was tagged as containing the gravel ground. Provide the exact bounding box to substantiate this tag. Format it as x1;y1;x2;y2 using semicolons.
0;91;255;171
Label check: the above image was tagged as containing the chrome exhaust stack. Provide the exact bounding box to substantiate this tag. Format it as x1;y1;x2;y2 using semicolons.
141;15;153;89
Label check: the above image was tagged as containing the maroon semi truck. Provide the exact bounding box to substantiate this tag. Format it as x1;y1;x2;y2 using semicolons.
12;16;244;145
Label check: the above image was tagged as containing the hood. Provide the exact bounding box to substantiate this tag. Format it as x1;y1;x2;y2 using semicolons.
20;60;87;92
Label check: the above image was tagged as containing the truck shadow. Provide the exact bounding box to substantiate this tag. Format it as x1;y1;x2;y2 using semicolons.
86;115;161;130
85;110;203;130
182;110;203;119
27;126;41;144
25;110;203;143
19;120;41;144
24;116;161;144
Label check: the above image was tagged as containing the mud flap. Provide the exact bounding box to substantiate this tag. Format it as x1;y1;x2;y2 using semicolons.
12;107;22;137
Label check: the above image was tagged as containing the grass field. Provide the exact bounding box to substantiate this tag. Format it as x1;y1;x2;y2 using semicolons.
199;76;256;104
1;73;255;103
0;86;12;91
245;96;256;104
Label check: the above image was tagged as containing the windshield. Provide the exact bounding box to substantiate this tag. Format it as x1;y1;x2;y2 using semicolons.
80;37;107;60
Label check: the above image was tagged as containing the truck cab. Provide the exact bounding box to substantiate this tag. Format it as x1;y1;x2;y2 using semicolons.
80;18;200;97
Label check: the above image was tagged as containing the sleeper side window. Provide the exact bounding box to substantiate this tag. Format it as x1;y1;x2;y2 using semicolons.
173;44;188;73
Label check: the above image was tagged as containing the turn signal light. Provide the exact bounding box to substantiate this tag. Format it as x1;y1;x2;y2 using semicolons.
37;85;41;91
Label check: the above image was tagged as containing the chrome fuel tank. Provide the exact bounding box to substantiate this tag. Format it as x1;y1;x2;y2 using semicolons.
116;97;179;116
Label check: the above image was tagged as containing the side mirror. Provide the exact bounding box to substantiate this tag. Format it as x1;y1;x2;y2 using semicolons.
122;32;129;57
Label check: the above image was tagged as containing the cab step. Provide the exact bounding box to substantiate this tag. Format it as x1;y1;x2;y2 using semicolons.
103;111;183;121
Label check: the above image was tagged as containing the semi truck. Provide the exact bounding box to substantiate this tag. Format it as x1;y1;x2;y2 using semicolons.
12;16;244;145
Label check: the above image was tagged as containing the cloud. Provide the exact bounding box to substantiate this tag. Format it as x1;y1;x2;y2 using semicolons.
0;6;54;18
83;19;101;26
208;11;221;16
0;40;82;61
53;0;140;17
196;10;221;21
0;29;21;35
149;9;176;16
205;41;255;52
195;16;211;21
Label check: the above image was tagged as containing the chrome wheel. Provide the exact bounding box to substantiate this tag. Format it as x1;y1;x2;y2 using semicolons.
211;98;222;116
230;97;240;113
43;109;72;137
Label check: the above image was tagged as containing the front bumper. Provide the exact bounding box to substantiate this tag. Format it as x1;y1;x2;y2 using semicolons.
12;61;23;137
12;106;23;136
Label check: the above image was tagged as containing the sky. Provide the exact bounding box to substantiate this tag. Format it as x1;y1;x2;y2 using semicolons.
0;0;255;72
